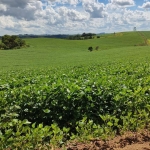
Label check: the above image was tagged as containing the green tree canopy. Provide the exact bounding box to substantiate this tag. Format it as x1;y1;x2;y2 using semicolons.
0;35;27;50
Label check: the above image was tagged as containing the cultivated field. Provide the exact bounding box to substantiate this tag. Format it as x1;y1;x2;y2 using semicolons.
0;31;150;150
0;31;148;71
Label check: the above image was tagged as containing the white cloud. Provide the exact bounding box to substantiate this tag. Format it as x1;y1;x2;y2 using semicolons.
105;1;150;32
82;0;107;18
0;1;43;20
0;16;16;29
139;2;150;9
40;5;87;27
0;0;150;35
0;0;34;8
48;0;61;2
47;0;80;6
62;0;79;6
0;4;7;11
110;0;135;7
57;7;87;21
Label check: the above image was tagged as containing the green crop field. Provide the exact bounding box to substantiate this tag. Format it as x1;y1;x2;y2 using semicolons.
0;31;148;71
0;31;150;149
140;31;150;39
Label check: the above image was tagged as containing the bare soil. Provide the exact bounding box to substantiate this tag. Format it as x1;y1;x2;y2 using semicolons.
63;130;150;150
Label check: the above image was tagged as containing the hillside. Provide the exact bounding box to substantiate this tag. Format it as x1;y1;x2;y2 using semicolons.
0;31;149;71
139;31;150;38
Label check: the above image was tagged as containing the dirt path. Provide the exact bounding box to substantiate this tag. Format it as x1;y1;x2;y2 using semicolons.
137;31;148;46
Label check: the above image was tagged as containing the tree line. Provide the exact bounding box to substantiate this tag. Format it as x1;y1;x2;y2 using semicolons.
68;33;100;40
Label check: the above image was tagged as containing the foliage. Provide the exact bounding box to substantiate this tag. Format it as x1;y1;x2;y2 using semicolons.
88;46;93;51
88;46;99;51
0;31;150;148
68;33;96;40
0;61;150;148
0;35;27;50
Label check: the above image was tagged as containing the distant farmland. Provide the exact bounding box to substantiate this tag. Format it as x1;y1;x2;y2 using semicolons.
0;31;149;71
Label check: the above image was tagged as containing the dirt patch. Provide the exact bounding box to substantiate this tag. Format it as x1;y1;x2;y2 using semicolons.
63;131;150;150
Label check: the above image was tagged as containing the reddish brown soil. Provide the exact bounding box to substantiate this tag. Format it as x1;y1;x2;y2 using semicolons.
63;131;150;150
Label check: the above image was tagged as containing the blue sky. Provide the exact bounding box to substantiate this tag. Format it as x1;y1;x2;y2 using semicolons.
0;0;150;35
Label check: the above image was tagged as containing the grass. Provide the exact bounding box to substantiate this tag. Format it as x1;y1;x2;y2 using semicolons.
140;31;150;39
0;31;149;72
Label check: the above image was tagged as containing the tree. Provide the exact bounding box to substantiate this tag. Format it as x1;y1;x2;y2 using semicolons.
1;35;10;49
0;43;6;50
0;35;27;50
88;46;93;52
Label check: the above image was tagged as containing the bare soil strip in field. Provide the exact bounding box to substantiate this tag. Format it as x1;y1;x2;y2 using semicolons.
61;130;150;150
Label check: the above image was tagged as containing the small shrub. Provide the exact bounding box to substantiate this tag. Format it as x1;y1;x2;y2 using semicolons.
95;46;99;50
88;46;93;52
